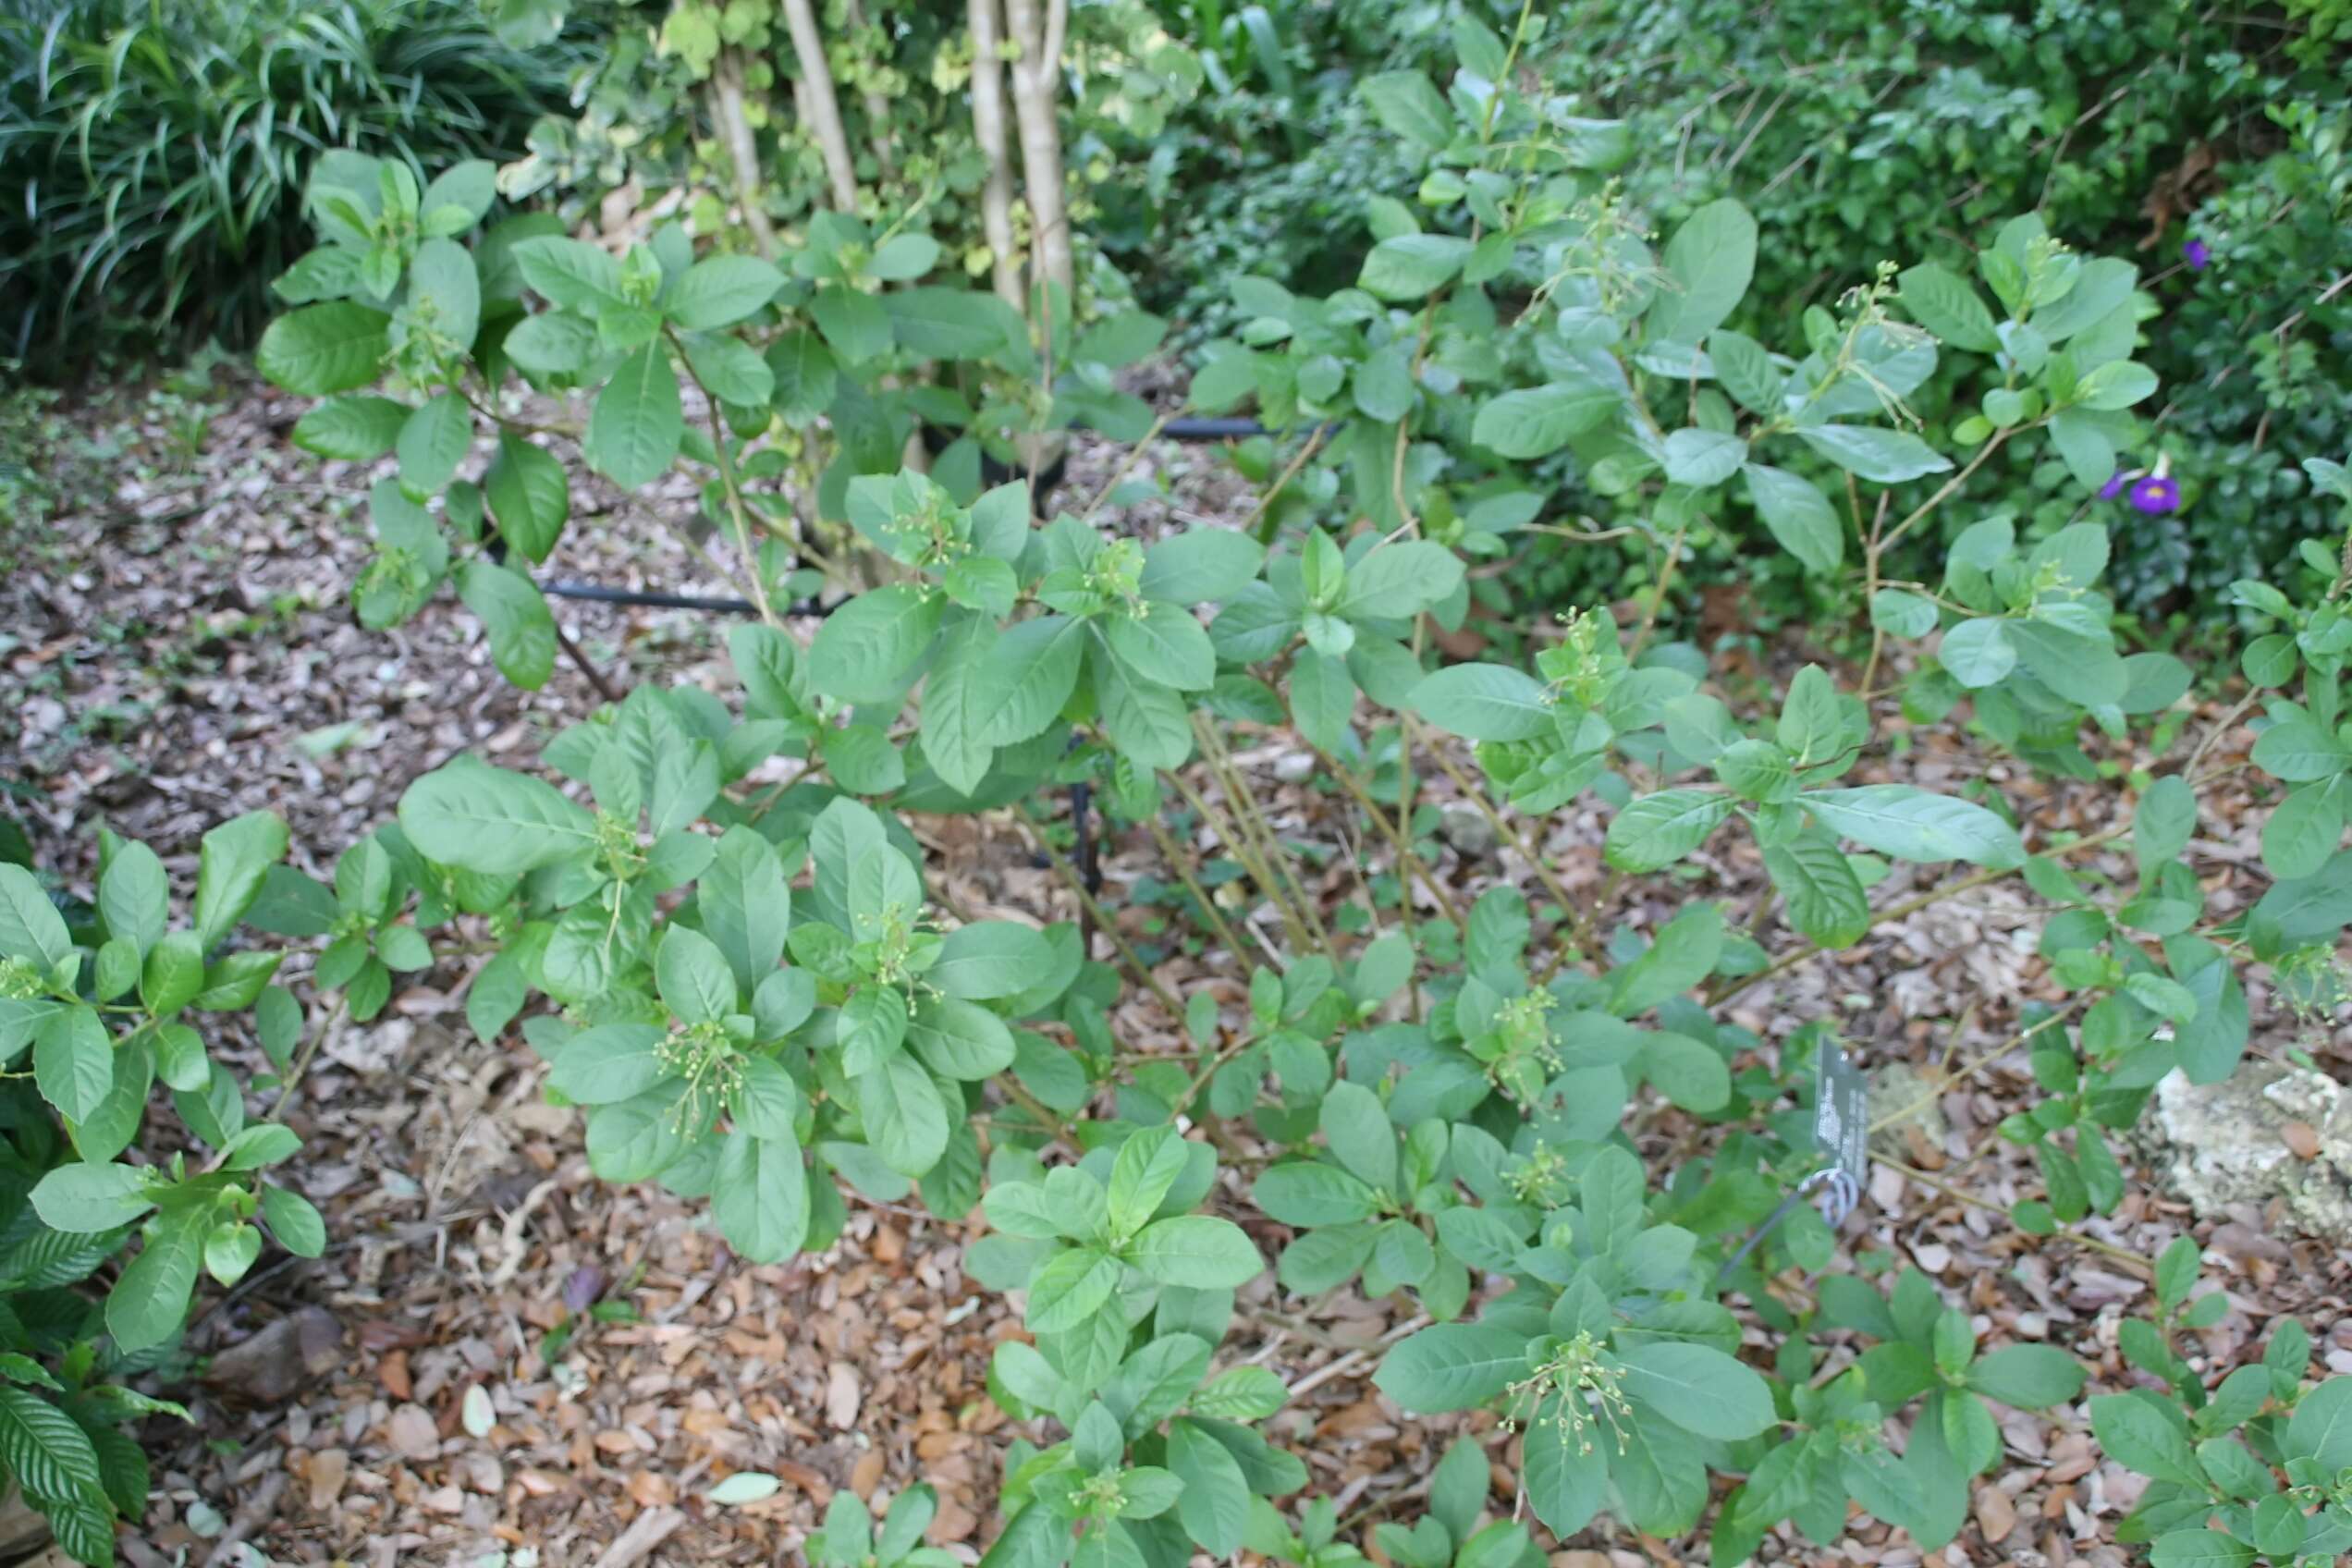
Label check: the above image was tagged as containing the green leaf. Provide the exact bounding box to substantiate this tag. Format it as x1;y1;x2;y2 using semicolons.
668;254;784;329
814;284;893;362
2284;1376;2352;1468
1938;619;2016;687
1253;1162;1378;1226
820;723;902;793
398;761;595;874
1359;235;1474;301
220;1123;301;1169
1762;831;1869;947
1130;1217;1262;1288
859;1054;949;1177
713;1128;811;1264
2089;1393;2203;1486
1342;541;1464;620
1106;1127;1191;1241
1795;425;1954;484
766;330;839;420
1966;1344;2085;1409
1374;1323;1529;1413
1026;1247;1123;1334
1140;530;1265;605
885;288;1020;358
904;997;1014;1080
1708;329;1785;416
1639;1033;1731;1113
0;865;71;972
1361;72;1452;152
31;1162;153;1233
545;1020;668;1105
1870;589;1940;639
683;335;775;406
1471;383;1617;459
1616;1341;1776;1439
1661;428;1747;488
1613;1406;1709;1536
1897;263;2001;353
2135;776;2199;879
808;586;943;704
1522;1395;1608;1535
2251;720;2349;782
192;810;288;949
2147;1531;2254;1568
1805;786;2024;868
34;1008;112;1123
1648;198;1757;345
511;236;623;310
2075;361;2159;411
1787;423;1956;484
1410;663;1552;741
484;434;570;562
1166;1416;1251;1556
292;395;410;460
1287;648;1354;752
255;301;390;396
586;342;684;489
1319;1082;1397;1194
0;1387;103;1501
1742;464;1843;573
1354;340;1415;421
698;828;789;996
457;561;557;689
503;312;596;376
396;392;472;496
1097;655;1194;769
1604;790;1735;873
261;1184;327;1257
932;922;1056;999
95;840;165;958
1107;603;1218;691
976;615;1087;744
106;1212;205;1351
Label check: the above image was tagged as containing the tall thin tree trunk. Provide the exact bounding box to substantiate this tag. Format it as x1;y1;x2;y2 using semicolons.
966;0;1023;309
1002;0;1073;320
707;51;778;258
780;0;861;211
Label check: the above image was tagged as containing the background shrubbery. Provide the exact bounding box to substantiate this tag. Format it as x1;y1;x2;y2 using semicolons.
0;0;593;361
1119;0;2350;628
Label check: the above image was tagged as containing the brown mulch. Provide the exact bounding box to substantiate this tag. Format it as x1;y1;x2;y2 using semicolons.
3;361;2346;1568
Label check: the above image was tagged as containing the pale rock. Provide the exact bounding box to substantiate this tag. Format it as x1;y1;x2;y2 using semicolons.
2142;1061;2352;1245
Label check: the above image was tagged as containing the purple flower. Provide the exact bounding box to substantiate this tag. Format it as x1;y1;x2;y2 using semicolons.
2129;475;2181;515
2184;238;2211;270
563;1265;606;1314
2098;472;2130;499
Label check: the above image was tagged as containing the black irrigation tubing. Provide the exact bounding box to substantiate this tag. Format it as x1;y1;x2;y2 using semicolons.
536;580;826;618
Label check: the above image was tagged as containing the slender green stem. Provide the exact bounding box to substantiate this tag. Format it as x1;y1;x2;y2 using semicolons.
1163;764;1317;959
1142;813;1254;972
1192;716;1340;962
1013;802;1186;1022
1319;747;1465;930
1425;744;1579;916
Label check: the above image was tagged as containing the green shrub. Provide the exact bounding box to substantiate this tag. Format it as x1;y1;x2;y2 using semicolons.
1506;0;2352;623
0;821;338;1562
0;0;592;361
232;10;2352;1551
